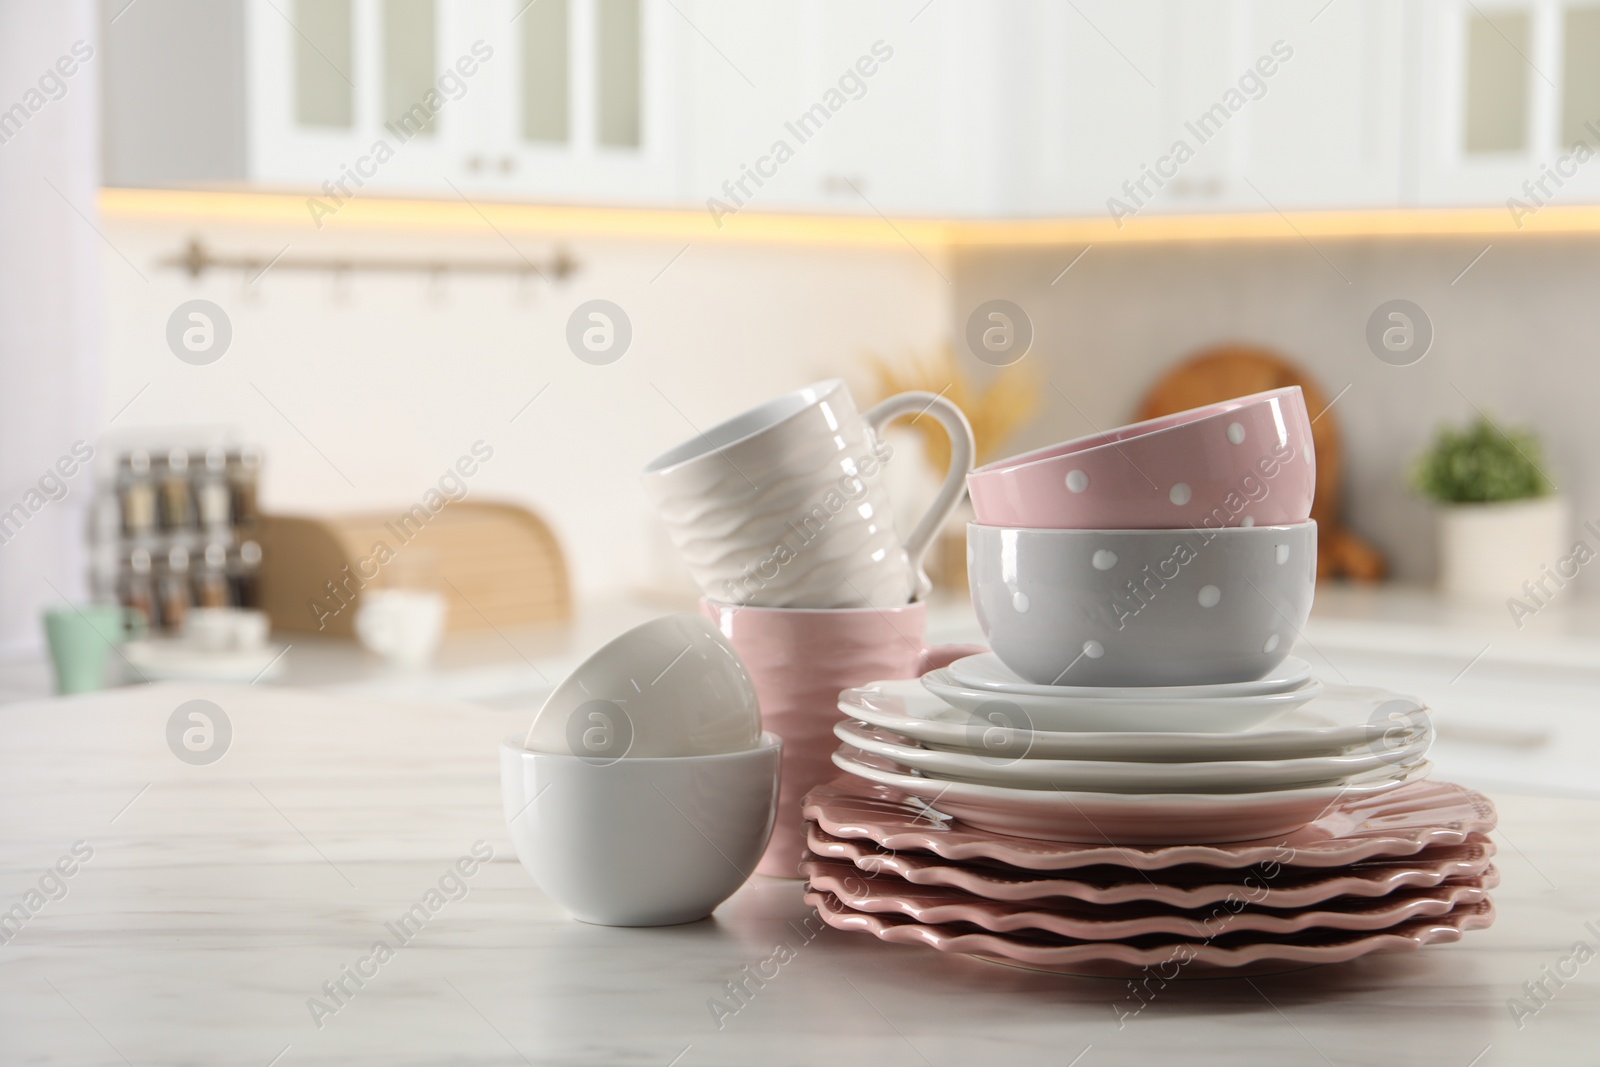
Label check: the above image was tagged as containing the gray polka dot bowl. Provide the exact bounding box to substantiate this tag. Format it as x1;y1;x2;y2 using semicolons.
967;521;1317;688
965;387;1313;529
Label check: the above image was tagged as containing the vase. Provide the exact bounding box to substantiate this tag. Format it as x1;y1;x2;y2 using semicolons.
1436;496;1570;602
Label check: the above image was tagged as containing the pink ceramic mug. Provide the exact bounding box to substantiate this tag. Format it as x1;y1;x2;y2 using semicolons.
701;598;983;878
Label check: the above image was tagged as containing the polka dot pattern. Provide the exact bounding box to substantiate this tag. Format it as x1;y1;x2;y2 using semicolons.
1197;584;1221;608
1276;544;1291;565
1263;634;1281;653
1082;640;1104;659
1092;549;1118;571
1227;422;1246;444
1065;469;1089;493
1169;483;1192;506
1012;591;1030;613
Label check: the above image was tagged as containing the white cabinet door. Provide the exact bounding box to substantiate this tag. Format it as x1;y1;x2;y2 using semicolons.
247;0;462;197
784;0;969;217
1006;0;1169;219
1413;0;1561;206
673;0;970;218
1232;0;1405;211
455;0;678;204
1420;0;1600;210
672;0;814;217
246;0;675;204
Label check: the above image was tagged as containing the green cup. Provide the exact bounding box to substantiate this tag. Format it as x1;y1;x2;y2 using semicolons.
42;604;146;694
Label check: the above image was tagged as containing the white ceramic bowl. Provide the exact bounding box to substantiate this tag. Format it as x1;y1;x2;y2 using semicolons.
526;614;762;758
499;732;782;926
968;522;1317;687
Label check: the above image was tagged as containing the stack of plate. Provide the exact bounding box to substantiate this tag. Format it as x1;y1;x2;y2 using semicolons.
799;658;1499;976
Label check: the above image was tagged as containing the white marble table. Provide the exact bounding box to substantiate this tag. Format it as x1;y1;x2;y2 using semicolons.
2;684;1597;1066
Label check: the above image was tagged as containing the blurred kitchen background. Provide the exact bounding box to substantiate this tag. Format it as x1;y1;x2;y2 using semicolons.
3;0;1597;791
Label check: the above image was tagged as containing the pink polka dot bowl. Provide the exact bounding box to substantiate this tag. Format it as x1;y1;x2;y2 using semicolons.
965;387;1314;530
967;521;1318;687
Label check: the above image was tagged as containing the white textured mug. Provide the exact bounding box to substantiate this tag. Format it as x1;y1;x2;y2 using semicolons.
642;380;975;608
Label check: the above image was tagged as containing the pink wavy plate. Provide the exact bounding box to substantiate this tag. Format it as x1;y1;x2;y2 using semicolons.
805;888;1496;977
800;776;1497;871
802;857;1499;939
805;824;1498;907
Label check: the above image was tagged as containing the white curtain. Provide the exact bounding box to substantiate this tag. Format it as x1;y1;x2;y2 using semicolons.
0;0;103;656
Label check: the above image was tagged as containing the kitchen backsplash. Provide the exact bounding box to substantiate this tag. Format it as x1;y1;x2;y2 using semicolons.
952;236;1599;596
98;218;1596;600
97;218;949;600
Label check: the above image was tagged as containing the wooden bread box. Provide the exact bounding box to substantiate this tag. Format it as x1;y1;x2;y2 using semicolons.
257;501;571;637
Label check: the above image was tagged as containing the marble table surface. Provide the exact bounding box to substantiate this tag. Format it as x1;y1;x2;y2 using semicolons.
2;683;1598;1066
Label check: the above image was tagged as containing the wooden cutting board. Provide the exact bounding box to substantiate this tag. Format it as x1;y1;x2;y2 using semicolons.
1136;346;1385;581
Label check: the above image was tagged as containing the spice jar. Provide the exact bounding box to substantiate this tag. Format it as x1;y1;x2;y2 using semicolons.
197;447;232;529
121;548;156;631
229;446;261;527
119;450;157;537
160;545;192;631
196;541;231;608
159;448;195;531
231;540;262;609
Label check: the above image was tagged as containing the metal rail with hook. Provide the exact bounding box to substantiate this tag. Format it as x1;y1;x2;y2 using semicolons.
159;238;580;283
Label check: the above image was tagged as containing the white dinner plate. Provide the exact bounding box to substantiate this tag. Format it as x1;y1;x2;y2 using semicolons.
834;719;1431;793
831;748;1432;843
946;652;1314;700
840;680;1430;761
921;668;1325;732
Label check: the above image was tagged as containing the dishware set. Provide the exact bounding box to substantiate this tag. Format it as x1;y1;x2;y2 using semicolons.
498;380;1497;972
653;379;981;876
799;387;1498;974
502;379;977;920
799;778;1497;976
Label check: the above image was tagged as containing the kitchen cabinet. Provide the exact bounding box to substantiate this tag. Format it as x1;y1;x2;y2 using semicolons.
443;0;678;203
103;0;675;203
993;1;1168;218
101;0;1600;218
1231;0;1407;210
1414;0;1600;208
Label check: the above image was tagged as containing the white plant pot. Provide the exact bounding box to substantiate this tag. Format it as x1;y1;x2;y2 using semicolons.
1436;496;1570;602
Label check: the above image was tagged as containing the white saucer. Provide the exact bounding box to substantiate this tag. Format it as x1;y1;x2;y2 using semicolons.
921;668;1325;732
945;652;1314;699
839;679;1430;761
124;639;288;683
834;719;1431;793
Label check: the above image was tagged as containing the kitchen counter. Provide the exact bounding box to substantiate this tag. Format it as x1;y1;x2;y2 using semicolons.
6;585;1598;798
2;684;1596;1066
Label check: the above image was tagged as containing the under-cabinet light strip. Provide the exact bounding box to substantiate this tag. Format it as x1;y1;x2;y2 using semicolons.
98;187;1600;247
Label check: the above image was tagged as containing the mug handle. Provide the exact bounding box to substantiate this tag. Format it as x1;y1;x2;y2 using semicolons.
862;391;977;600
915;643;988;676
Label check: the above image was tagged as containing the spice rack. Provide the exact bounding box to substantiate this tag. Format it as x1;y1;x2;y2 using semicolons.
91;444;264;633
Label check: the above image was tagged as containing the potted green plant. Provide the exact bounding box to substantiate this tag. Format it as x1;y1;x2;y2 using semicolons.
1412;416;1567;602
